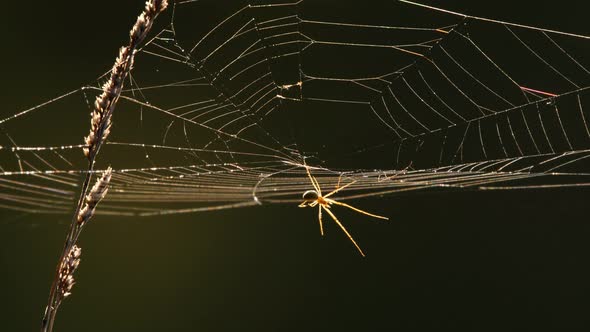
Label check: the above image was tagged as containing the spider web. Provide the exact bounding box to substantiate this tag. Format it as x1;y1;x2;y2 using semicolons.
1;0;589;216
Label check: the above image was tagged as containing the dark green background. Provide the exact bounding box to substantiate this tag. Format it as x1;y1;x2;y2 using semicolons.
2;1;590;331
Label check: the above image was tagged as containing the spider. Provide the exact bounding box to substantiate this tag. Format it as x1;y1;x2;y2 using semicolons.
298;166;388;257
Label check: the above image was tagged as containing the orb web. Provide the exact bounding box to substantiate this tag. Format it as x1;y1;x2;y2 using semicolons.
1;0;589;216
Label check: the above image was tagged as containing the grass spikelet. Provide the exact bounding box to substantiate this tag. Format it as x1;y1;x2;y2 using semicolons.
77;167;112;225
57;246;82;300
83;0;169;160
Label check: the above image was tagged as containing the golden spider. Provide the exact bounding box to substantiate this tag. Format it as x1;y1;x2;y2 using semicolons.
298;166;388;257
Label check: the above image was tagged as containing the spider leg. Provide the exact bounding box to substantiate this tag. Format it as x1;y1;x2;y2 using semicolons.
318;205;324;236
326;199;389;220
322;205;366;257
324;180;356;199
298;202;307;208
305;165;322;195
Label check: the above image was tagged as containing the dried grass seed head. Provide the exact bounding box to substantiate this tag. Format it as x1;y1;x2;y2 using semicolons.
77;167;112;224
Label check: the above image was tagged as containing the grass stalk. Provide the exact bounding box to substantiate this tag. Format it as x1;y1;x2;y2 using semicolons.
41;1;169;331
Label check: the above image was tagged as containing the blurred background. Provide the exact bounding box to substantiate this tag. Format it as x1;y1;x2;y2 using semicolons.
1;1;590;331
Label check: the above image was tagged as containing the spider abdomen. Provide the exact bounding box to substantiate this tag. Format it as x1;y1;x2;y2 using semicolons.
302;190;319;202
